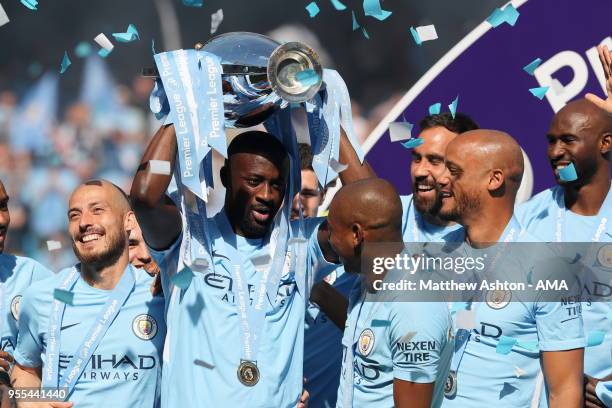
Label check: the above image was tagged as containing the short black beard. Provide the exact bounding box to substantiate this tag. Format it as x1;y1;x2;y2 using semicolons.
439;190;481;222
239;214;272;238
414;189;443;215
73;231;126;271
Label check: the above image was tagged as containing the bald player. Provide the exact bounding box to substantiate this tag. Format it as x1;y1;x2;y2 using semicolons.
12;180;165;408
438;131;586;408
328;178;453;408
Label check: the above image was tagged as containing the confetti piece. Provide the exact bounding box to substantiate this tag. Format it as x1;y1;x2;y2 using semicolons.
527;270;533;285
529;86;549;100
410;27;421;45
329;158;348;173
295;69;320;87
306;2;320;18
523;58;542;76
149;160;172;175
428;103;441;115
182;0;203;6
559;162;578;182
20;0;37;10
496;335;517;354
59;52;71;74
151;39;156;55
98;48;113;58
46;240;62;251
587;330;606;347
361;27;370;39
499;382;519;399
190;258;209;272
455;309;476;330
288;237;308;245
448;95;459;119
486;4;520;28
401;139;424;149
251;254;271;267
389;122;414;142
363;0;391;21
514;366;526;378
371;319;390;327
112;24;139;43
0;3;9;27
171;269;194;290
515;340;538;352
415;25;438;43
53;289;74;305
94;33;114;52
74;42;92;58
351;11;359;30
194;359;215;369
330;0;346;10
210;9;224;34
400;331;417;343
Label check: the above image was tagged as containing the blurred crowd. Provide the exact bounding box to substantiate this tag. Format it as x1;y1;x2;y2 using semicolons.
0;55;396;272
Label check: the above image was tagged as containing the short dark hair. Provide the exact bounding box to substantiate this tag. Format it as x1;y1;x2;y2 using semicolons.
419;112;479;134
225;131;288;171
298;143;314;171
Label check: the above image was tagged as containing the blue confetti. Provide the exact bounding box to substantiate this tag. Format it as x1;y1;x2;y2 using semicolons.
523;58;542;76
74;42;92;58
495;335;517;355
171;269;194;290
410;26;422;45
182;0;203;7
371;319;390;327
53;289;74;305
20;0;37;10
306;2;320;17
361;27;370;39
515;340;538;352
499;382;519;399
527;270;533;285
98;48;113;58
559;162;578;182
295;69;320;87
363;0;391;21
401;138;424;149
59;51;71;74
428;103;441;115
587;330;606;347
529;86;549;100
112;24;139;43
351;11;360;31
448;95;459;119
330;0;347;11
194;359;215;369
487;4;520;28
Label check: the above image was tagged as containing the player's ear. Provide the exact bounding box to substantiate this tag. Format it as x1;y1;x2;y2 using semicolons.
488;168;504;192
124;211;137;234
220;161;229;188
352;222;364;247
600;132;611;156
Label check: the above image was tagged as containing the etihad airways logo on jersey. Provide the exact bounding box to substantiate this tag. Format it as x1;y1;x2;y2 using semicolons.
58;354;157;381
203;272;296;306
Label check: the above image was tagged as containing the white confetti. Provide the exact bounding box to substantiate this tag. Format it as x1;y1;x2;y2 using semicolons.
400;331;417;343
514;366;526;378
94;33;114;52
210;9;224;34
251;253;271;267
455;309;476;330
329;158;348;173
46;240;62;251
415;25;438;42
389;122;414;142
190;258;209;272
0;3;9;27
149;160;172;175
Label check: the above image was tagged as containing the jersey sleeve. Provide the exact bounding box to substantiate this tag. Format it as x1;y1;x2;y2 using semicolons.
29;260;54;282
389;302;451;383
13;288;43;368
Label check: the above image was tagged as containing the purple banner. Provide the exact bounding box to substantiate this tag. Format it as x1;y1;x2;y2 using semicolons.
364;0;611;199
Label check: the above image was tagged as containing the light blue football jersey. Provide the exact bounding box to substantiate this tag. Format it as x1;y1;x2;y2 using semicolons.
442;217;586;408
14;265;166;408
304;265;357;408
517;185;612;379
0;254;52;354
596;380;612;406
401;195;464;243
150;210;332;408
336;277;453;408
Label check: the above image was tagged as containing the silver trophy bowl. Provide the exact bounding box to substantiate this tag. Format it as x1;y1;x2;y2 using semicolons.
144;32;323;128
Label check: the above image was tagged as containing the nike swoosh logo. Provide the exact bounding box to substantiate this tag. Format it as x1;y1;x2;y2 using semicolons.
60;322;80;331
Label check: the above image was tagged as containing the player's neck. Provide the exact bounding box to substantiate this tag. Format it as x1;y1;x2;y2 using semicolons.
463;205;513;248
81;253;130;290
563;172;611;216
421;211;455;227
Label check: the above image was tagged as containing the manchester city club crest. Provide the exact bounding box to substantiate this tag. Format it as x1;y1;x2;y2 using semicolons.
486;289;511;309
132;314;158;340
358;328;375;356
597;244;612;269
323;270;337;285
10;295;21;321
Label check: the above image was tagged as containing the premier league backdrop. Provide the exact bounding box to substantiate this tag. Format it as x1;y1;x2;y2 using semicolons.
363;0;611;199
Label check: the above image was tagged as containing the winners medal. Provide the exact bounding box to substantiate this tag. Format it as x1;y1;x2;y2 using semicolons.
444;370;458;398
238;361;260;387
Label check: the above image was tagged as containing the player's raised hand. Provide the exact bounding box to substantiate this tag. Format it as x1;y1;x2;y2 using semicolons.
585;45;612;113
